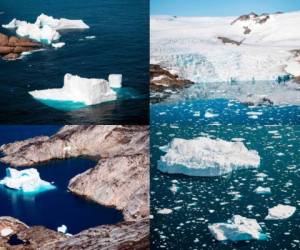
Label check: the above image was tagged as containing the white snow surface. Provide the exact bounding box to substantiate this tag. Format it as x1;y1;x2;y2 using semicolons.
29;73;118;106
57;225;67;234
265;204;296;220
209;215;266;241
0;168;55;193
1;228;13;237
157;137;260;176
151;11;300;82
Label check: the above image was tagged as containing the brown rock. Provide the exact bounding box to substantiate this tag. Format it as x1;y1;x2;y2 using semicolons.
0;33;8;46
218;36;245;46
0;46;13;55
69;154;149;221
3;53;20;60
8;36;41;48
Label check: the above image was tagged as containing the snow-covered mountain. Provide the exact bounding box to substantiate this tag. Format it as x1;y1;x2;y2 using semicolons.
151;11;300;83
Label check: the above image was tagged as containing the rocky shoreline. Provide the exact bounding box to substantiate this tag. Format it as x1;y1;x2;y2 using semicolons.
0;125;149;249
0;33;42;60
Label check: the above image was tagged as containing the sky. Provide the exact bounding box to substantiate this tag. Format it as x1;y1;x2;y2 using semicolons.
151;0;300;16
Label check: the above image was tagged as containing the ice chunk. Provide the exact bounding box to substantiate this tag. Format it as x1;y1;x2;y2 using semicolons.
108;74;122;88
29;73;117;106
16;23;60;44
157;208;173;214
85;36;96;39
2;18;27;29
265;204;296;220
208;215;267;241
1;228;13;237
254;186;271;194
57;225;67;234
0;168;55;193
35;13;89;30
52;42;65;48
158;137;260;176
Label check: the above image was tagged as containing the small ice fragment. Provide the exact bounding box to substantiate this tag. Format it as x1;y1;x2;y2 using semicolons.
254;186;271;194
204;110;219;118
108;74;122;88
265;204;296;220
57;225;67;234
85;36;96;39
157;208;173;214
1;228;13;237
52;42;65;48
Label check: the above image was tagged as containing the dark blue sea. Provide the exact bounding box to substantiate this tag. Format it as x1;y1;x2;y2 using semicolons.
0;126;123;234
0;0;149;124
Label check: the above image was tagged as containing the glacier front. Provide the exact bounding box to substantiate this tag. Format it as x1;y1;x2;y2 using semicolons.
208;215;267;241
0;168;55;193
29;73;119;106
157;137;260;176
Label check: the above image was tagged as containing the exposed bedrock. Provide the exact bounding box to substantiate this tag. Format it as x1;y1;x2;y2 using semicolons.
0;33;42;60
150;64;193;91
0;125;148;167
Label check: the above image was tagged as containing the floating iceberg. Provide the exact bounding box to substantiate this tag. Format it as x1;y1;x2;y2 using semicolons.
157;137;260;176
0;168;55;193
16;23;60;44
157;208;173;214
2;18;27;29
254;186;271;194
108;74;122;88
52;42;65;48
265;204;296;220
35;14;89;30
209;215;267;241
29;73;118;106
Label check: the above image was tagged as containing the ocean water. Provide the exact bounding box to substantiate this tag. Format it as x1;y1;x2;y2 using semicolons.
150;122;300;249
0;0;149;124
0;126;123;234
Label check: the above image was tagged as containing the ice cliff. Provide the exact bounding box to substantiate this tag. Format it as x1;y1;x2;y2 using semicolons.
158;137;260;176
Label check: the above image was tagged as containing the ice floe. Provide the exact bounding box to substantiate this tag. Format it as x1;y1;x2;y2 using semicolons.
29;73;118;106
254;186;271;194
52;42;65;48
0;168;55;193
208;215;267;241
157;208;173;214
265;204;296;220
157;137;260;176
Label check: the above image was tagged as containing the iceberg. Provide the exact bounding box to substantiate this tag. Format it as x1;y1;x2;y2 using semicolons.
52;42;65;48
35;14;89;30
157;137;260;176
208;215;267;241
16;23;60;44
2;18;27;29
29;73;118;106
0;168;55;193
265;204;296;220
108;74;122;88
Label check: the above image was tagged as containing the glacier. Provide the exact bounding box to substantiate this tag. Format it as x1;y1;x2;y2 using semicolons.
151;11;300;83
157;137;260;176
265;204;296;220
0;168;55;193
208;215;267;241
29;73;119;106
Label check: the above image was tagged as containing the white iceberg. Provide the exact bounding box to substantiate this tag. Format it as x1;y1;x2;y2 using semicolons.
108;74;122;88
2;18;27;29
57;225;67;234
0;168;55;193
254;186;271;194
265;204;296;220
29;73;118;106
208;215;267;241
16;23;60;44
35;13;89;30
157;137;260;176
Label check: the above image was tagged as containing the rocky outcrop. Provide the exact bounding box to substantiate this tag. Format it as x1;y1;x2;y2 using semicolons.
44;219;149;250
150;64;193;91
69;154;149;221
218;36;245;46
0;125;148;167
0;33;42;60
0;125;150;249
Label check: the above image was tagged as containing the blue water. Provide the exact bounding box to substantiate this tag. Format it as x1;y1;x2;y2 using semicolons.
150;122;300;250
0;0;149;124
0;126;123;234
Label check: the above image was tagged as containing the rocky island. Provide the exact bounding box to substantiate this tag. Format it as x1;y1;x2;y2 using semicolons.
0;125;149;249
0;33;42;60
